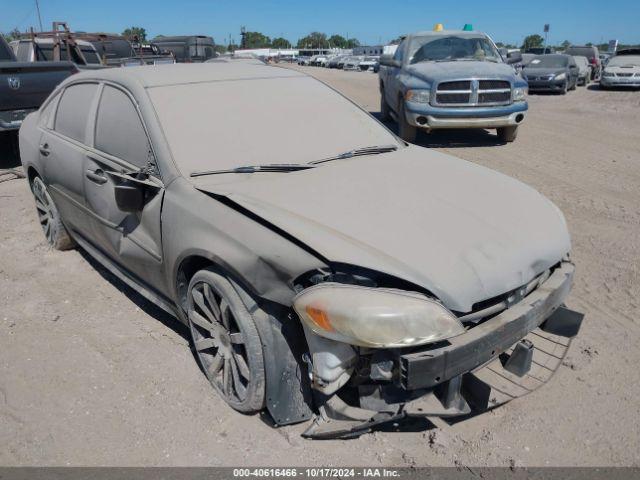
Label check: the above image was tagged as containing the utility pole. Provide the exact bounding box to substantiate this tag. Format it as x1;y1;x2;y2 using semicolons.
35;0;44;31
543;24;550;53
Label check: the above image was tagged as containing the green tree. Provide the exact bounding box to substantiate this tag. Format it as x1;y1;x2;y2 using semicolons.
243;31;271;48
521;34;544;51
328;34;347;48
271;37;290;49
2;28;22;42
122;27;147;43
297;32;328;49
561;40;571;50
345;38;360;48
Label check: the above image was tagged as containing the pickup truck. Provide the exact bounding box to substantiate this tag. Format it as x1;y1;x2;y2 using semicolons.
1;36;77;132
379;29;528;143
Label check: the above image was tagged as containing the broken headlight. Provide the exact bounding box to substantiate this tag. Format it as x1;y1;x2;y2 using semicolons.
293;283;464;348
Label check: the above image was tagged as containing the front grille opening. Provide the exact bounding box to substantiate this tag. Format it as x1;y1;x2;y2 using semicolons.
479;80;510;89
479;92;511;103
455;263;561;327
438;81;471;91
436;93;471;104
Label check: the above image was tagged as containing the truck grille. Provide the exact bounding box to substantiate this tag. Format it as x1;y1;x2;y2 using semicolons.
433;79;512;107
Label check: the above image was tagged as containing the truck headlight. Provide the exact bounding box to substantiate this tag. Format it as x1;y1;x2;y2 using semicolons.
513;87;527;101
555;73;566;81
293;283;465;348
405;89;431;103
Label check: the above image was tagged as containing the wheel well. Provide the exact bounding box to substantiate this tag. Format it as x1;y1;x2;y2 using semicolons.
27;166;39;184
176;255;216;313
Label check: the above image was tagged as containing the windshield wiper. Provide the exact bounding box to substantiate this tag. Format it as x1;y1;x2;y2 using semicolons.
190;164;315;177
310;145;398;165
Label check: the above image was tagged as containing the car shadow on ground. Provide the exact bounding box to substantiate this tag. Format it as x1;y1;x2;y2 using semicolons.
77;249;191;342
371;112;508;148
587;83;640;92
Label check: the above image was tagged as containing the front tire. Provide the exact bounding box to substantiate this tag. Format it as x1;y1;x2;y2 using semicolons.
379;88;391;121
30;176;75;250
397;100;417;143
497;126;519;143
187;269;265;413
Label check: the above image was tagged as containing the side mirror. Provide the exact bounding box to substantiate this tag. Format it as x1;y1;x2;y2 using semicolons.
506;52;523;64
379;54;400;68
115;183;145;213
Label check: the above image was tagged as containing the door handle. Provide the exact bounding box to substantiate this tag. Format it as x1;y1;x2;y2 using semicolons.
39;143;50;156
85;169;108;185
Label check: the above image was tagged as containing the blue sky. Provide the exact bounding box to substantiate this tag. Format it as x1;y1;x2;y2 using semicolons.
2;0;639;46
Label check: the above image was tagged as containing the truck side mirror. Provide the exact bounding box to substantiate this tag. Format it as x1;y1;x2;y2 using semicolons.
115;183;145;213
379;54;400;68
507;52;523;64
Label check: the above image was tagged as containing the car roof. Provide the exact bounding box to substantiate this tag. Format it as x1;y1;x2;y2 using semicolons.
409;30;487;38
65;61;305;89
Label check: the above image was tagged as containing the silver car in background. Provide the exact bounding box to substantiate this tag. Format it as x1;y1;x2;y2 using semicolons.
600;51;640;89
572;56;592;86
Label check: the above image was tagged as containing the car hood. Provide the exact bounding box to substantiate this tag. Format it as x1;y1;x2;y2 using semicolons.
193;147;571;312
406;61;515;84
605;65;640;73
523;67;565;77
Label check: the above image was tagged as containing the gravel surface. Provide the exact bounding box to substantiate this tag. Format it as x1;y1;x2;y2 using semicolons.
1;67;639;467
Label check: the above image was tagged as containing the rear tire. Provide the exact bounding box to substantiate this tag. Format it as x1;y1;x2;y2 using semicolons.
397;100;417;143
30;176;75;250
187;269;265;413
497;126;519;143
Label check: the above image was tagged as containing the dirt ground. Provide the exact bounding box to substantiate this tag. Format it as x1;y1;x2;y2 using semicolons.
1;67;639;467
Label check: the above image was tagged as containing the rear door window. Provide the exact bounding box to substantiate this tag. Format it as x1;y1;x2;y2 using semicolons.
54;83;99;143
94;85;151;169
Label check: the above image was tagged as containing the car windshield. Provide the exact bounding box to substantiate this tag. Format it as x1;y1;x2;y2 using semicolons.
409;34;501;64
607;55;640;67
527;56;568;68
148;70;400;176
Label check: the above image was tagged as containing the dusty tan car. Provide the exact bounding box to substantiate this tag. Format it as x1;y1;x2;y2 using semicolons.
19;61;582;438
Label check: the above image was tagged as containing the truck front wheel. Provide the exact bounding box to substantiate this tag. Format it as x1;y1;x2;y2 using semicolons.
380;88;391;121
398;101;417;143
497;126;519;143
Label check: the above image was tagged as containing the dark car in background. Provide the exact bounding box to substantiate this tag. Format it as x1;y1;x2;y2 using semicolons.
565;46;600;79
525;47;554;55
522;54;580;94
151;35;216;62
83;34;135;65
1;36;77;133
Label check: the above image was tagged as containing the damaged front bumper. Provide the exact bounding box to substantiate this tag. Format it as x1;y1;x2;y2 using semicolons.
303;262;582;439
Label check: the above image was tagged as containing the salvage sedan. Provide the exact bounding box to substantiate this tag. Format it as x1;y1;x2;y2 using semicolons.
19;61;581;438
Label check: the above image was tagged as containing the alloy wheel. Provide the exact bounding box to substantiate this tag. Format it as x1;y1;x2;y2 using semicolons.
32;178;56;245
188;281;252;403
